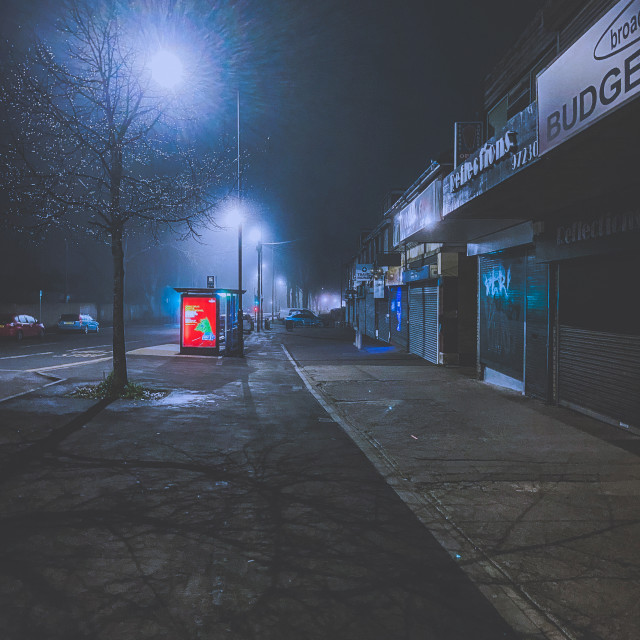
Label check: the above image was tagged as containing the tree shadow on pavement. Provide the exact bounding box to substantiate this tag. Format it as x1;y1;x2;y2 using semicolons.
0;433;518;640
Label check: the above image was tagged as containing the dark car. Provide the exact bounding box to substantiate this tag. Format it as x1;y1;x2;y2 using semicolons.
57;313;100;334
285;309;323;327
0;314;45;341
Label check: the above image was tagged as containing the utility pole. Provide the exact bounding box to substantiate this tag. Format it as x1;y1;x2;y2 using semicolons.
64;238;69;303
271;245;275;322
256;241;262;332
237;90;243;355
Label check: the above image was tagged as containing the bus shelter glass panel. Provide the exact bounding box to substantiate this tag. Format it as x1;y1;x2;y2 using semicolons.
219;293;240;354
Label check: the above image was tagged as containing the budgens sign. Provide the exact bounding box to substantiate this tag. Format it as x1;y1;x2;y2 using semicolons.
538;0;640;154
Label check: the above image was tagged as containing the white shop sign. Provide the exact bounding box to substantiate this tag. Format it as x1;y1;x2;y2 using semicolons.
537;0;640;155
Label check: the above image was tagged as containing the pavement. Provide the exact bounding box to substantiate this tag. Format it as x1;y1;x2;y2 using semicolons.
1;324;638;640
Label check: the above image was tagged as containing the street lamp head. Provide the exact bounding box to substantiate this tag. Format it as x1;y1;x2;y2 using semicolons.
149;49;184;89
224;204;244;227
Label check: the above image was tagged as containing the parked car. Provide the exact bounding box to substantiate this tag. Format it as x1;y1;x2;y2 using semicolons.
57;313;100;334
285;309;323;327
243;313;254;332
278;307;304;320
0;314;45;341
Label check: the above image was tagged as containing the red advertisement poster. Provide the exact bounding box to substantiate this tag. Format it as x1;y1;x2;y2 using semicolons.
182;297;217;348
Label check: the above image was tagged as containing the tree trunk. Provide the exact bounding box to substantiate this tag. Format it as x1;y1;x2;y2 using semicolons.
111;226;127;395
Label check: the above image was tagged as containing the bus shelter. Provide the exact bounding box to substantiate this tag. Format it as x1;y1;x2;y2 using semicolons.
174;288;245;356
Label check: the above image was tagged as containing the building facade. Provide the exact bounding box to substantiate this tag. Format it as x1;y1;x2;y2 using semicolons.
346;0;639;431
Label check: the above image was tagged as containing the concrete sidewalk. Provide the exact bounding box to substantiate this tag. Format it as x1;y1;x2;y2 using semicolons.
280;330;640;640
1;327;638;639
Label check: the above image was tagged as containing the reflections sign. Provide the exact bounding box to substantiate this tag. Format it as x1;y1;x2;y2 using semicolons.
538;0;640;154
182;297;217;348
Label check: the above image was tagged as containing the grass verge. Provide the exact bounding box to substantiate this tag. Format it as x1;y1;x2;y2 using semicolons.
70;373;168;401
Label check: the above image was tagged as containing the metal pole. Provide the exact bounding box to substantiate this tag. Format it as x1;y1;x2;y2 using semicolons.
256;242;262;331
64;238;68;303
271;245;275;322
237;90;243;355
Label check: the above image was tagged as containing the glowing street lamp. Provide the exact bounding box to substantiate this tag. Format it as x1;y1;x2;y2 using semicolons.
149;49;184;89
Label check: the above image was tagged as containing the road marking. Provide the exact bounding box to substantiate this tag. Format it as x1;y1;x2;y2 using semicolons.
17;342;55;349
281;343;575;640
23;356;113;373
0;374;66;404
55;350;111;358
0;352;54;360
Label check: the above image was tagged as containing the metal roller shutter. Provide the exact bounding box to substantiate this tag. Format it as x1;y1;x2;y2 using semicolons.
479;254;525;380
409;285;438;363
409;287;422;357
365;290;376;339
525;253;550;399
356;297;366;335
376;298;390;342
558;327;640;428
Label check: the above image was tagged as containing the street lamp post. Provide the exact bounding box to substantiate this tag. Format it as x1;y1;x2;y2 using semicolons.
237;90;244;355
256;241;263;332
271;245;275;323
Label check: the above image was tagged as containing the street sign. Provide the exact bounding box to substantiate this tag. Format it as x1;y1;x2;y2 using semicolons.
354;264;373;282
207;275;216;288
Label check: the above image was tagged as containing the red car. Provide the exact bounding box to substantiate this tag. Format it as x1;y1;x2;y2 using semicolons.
0;314;45;341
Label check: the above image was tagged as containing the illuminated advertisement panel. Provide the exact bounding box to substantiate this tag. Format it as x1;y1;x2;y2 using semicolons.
182;296;217;348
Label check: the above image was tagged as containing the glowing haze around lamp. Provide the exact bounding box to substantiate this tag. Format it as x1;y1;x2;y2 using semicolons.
224;206;245;228
149;49;184;89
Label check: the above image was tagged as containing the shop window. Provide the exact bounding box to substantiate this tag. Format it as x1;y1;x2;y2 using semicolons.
489;48;557;132
507;74;531;120
486;96;508;139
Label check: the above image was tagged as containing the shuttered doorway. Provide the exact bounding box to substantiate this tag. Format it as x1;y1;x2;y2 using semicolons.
409;285;438;363
557;253;640;429
558;327;640;428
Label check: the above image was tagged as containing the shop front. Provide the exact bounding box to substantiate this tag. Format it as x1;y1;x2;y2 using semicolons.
403;264;439;364
532;0;640;428
473;241;550;397
537;203;640;429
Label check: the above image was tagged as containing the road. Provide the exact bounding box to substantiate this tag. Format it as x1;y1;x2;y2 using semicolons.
0;325;519;640
0;324;174;374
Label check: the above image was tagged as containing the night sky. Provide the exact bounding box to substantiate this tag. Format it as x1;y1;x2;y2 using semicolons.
1;0;545;299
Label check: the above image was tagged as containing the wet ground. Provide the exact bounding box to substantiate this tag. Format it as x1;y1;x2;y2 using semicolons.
0;327;517;640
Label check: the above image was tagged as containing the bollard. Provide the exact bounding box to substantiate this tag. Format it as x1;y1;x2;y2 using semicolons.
285;319;293;332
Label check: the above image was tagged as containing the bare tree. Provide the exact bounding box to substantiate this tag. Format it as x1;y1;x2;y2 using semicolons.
0;0;233;394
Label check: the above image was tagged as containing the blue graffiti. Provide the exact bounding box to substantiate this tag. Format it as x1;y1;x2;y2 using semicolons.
483;266;511;298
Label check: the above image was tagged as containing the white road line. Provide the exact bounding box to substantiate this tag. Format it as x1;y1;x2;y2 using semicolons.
0;375;66;403
0;352;54;360
23;356;113;373
281;343;575;640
